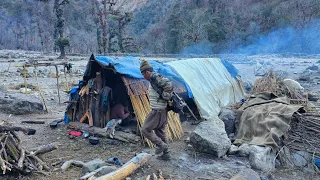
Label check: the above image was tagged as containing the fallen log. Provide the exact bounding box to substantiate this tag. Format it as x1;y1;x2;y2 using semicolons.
29;143;58;156
95;153;152;180
0;125;30;134
67;122;140;143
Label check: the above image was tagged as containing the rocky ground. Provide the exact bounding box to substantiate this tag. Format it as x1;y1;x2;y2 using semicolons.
0;50;319;180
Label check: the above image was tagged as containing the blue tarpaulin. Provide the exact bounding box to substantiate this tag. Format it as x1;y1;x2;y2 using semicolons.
92;56;194;98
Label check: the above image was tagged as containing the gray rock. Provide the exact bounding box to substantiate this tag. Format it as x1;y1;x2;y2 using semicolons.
0;91;44;115
243;81;253;93
291;151;310;168
228;145;239;155
307;92;319;101
19;88;32;94
299;75;311;82
94;166;117;176
238;143;251;157
249;145;275;172
307;65;318;71
230;168;261;180
219;108;236;135
190;119;231;157
82;159;107;173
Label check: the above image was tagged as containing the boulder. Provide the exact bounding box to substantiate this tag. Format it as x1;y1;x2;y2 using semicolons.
0;91;44;115
230;168;261;180
291;151;310;168
190;119;231;158
307;65;318;71
249;145;275;172
219;108;236;135
307;92;319;102
238;143;251;157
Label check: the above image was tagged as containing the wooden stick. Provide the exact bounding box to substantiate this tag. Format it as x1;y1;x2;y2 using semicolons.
18;149;25;168
95;153;152;180
30;143;58;156
55;65;61;104
0;125;30;134
7;62;11;72
21;121;45;124
67;122;140;143
23;65;28;95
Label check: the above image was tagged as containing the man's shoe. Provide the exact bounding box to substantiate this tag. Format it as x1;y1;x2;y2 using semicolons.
157;152;171;161
155;144;168;155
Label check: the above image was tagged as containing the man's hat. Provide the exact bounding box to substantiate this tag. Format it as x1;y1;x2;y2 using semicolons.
140;60;153;73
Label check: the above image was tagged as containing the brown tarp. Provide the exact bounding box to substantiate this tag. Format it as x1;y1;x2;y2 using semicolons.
234;92;303;150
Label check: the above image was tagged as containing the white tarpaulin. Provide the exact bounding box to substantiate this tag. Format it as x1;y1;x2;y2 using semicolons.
167;58;245;121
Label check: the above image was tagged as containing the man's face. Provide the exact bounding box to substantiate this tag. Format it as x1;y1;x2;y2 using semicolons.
142;71;151;81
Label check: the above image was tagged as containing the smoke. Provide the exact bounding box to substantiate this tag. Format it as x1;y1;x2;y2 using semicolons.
181;20;320;55
229;20;320;54
181;40;214;55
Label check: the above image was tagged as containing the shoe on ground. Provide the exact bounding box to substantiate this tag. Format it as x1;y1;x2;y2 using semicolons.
155;143;168;155
157;152;171;161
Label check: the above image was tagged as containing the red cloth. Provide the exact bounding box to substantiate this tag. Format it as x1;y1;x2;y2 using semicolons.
110;103;130;120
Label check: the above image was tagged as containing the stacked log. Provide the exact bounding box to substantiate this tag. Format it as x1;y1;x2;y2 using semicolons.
285;113;320;158
0;125;55;175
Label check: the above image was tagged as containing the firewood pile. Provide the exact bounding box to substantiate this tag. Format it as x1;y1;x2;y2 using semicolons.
285;113;320;159
0;125;56;175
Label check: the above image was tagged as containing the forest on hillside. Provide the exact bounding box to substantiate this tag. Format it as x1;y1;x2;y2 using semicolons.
0;0;319;56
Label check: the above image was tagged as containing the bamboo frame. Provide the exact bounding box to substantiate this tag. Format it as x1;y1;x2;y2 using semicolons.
122;76;183;147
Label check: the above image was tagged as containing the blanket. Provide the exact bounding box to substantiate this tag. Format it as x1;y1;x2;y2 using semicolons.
234;92;303;150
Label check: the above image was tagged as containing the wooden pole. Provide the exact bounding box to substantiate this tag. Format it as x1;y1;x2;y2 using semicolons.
55;65;61;104
23;65;28;94
63;65;69;91
7;62;11;72
34;67;48;112
95;153;152;180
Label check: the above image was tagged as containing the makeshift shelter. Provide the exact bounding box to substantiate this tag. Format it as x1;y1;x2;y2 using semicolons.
66;55;244;146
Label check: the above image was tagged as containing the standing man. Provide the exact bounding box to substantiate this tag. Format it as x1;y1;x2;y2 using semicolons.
140;60;173;160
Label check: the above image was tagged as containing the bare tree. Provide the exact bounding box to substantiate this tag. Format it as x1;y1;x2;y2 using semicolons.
53;0;69;59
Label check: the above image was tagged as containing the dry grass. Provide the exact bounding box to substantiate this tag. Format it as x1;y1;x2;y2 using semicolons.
252;72;301;100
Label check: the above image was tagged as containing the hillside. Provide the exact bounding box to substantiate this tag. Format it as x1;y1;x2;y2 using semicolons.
0;0;319;55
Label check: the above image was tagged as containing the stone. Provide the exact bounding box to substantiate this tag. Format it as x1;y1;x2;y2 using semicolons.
238;143;251;157
0;91;44;115
230;168;261;180
82;159;107;173
299;75;311;82
307;92;319;101
19;88;32;94
219;108;236;135
190;119;231;158
228;145;239;155
249;145;275;172
291;151;310;168
307;65;318;71
243;81;253;93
